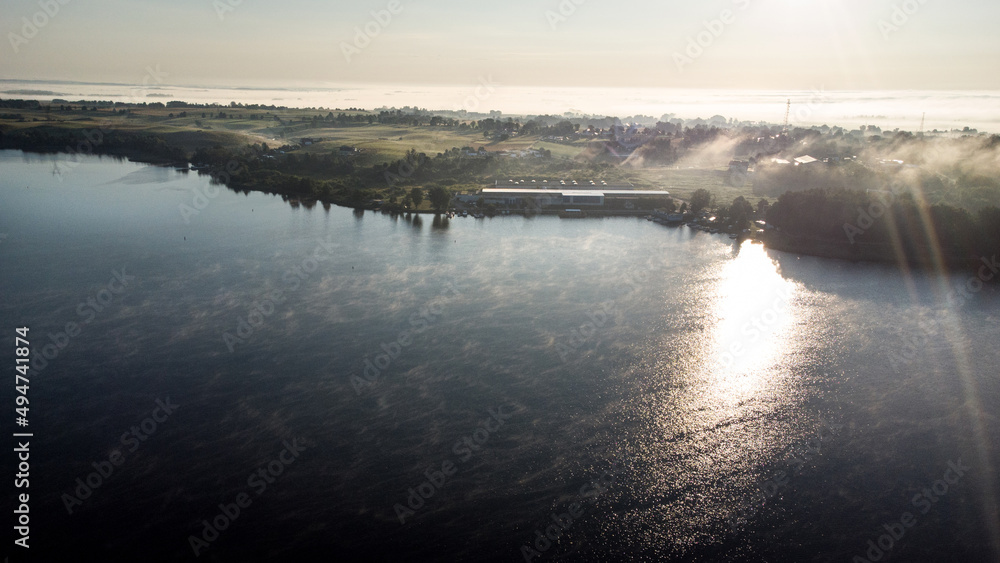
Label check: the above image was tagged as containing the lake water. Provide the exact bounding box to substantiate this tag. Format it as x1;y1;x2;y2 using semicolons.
1;150;999;562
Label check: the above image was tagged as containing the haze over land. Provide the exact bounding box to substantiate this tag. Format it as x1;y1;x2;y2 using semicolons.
3;0;1000;90
4;0;1000;131
3;81;1000;133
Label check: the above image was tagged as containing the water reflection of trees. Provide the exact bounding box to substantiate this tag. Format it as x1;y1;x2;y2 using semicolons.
214;187;451;233
431;215;450;231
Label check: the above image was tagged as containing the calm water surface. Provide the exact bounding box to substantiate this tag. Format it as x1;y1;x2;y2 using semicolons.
1;150;998;562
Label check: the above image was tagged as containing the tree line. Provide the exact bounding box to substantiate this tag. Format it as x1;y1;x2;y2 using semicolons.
766;188;1000;261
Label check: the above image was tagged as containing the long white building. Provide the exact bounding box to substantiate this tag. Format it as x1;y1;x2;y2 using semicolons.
479;188;671;208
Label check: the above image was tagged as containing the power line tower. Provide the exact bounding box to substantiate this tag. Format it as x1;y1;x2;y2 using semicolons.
783;99;791;132
919;112;925;135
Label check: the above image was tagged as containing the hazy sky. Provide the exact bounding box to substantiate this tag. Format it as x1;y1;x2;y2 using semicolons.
2;0;999;90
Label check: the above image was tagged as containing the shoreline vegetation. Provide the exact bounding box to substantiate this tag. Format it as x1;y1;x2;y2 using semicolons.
763;189;1000;270
2;97;998;273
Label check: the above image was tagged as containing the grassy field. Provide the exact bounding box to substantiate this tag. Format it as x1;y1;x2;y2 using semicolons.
1;103;769;206
533;140;586;160
632;167;765;204
3;106;580;154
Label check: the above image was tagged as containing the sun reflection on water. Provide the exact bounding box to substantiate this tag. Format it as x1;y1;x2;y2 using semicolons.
709;242;800;399
614;241;816;542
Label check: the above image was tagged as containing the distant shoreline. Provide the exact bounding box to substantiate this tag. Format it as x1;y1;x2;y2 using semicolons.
3;83;999;132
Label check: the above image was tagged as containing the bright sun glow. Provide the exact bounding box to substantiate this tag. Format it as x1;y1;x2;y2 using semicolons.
710;243;798;393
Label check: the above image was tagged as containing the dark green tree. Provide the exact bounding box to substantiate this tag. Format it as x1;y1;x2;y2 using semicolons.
428;186;451;212
409;187;424;209
728;196;754;231
757;199;770;216
690;189;712;214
